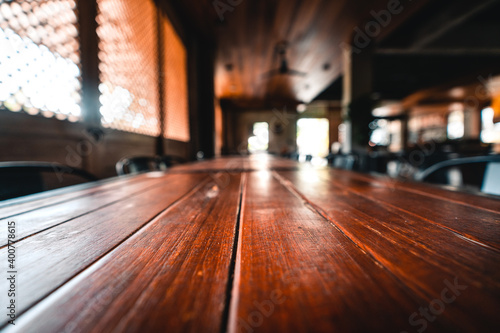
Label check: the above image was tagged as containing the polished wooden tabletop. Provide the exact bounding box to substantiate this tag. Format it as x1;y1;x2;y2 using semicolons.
0;155;499;333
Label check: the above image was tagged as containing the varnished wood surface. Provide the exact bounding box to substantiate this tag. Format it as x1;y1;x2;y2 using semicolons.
1;156;499;332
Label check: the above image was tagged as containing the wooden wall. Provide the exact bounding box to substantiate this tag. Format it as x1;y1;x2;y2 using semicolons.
0;111;191;179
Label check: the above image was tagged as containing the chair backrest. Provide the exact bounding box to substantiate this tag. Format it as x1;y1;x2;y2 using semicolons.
116;155;187;176
332;154;357;170
157;155;186;168
115;156;160;176
0;162;98;201
414;155;500;194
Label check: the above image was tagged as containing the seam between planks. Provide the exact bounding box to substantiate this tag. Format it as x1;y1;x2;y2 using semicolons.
315;171;500;254
271;171;440;305
0;176;213;331
340;170;500;215
225;173;247;333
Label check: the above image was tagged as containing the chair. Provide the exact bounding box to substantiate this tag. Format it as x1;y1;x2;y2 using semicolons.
0;162;98;201
331;154;357;170
115;156;162;176
414;155;500;195
157;155;186;168
116;155;187;176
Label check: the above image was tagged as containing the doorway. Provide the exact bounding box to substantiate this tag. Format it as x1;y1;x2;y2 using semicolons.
248;122;269;153
296;118;329;163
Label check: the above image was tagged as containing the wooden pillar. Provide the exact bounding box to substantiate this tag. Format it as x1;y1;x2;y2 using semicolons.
77;0;101;175
156;9;166;156
188;38;215;159
78;0;100;126
341;44;374;153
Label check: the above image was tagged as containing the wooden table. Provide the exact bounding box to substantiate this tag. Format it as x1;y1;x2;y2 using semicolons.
1;155;499;332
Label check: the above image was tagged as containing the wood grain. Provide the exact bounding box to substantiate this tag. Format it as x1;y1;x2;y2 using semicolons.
341;168;500;213
8;174;243;333
0;173;151;218
306;168;500;250
0;173;207;328
0;173;172;246
2;157;499;332
229;170;444;333
275;169;500;332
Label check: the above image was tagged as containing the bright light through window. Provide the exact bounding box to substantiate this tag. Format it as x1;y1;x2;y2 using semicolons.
481;107;500;143
248;122;269;153
0;0;81;121
447;110;465;140
297;118;329;158
97;0;160;136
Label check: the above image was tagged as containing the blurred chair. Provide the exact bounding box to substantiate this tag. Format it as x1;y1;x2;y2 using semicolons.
414;155;500;195
332;154;357;170
116;155;185;175
115;156;162;175
0;162;98;201
157;155;186;168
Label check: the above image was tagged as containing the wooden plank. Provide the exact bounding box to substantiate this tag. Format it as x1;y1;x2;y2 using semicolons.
7;174;243;333
0;173;172;246
0;172;151;218
339;168;500;213
229;170;444;333
0;173;207;328
275;169;500;332
312;169;500;250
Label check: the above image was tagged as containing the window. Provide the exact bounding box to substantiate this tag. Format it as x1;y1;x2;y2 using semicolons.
97;0;160;136
0;0;81;121
481;107;500;143
162;14;189;142
248;122;269;153
1;0;190;140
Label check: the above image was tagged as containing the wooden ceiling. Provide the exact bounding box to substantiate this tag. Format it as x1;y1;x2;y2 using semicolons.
168;0;429;108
